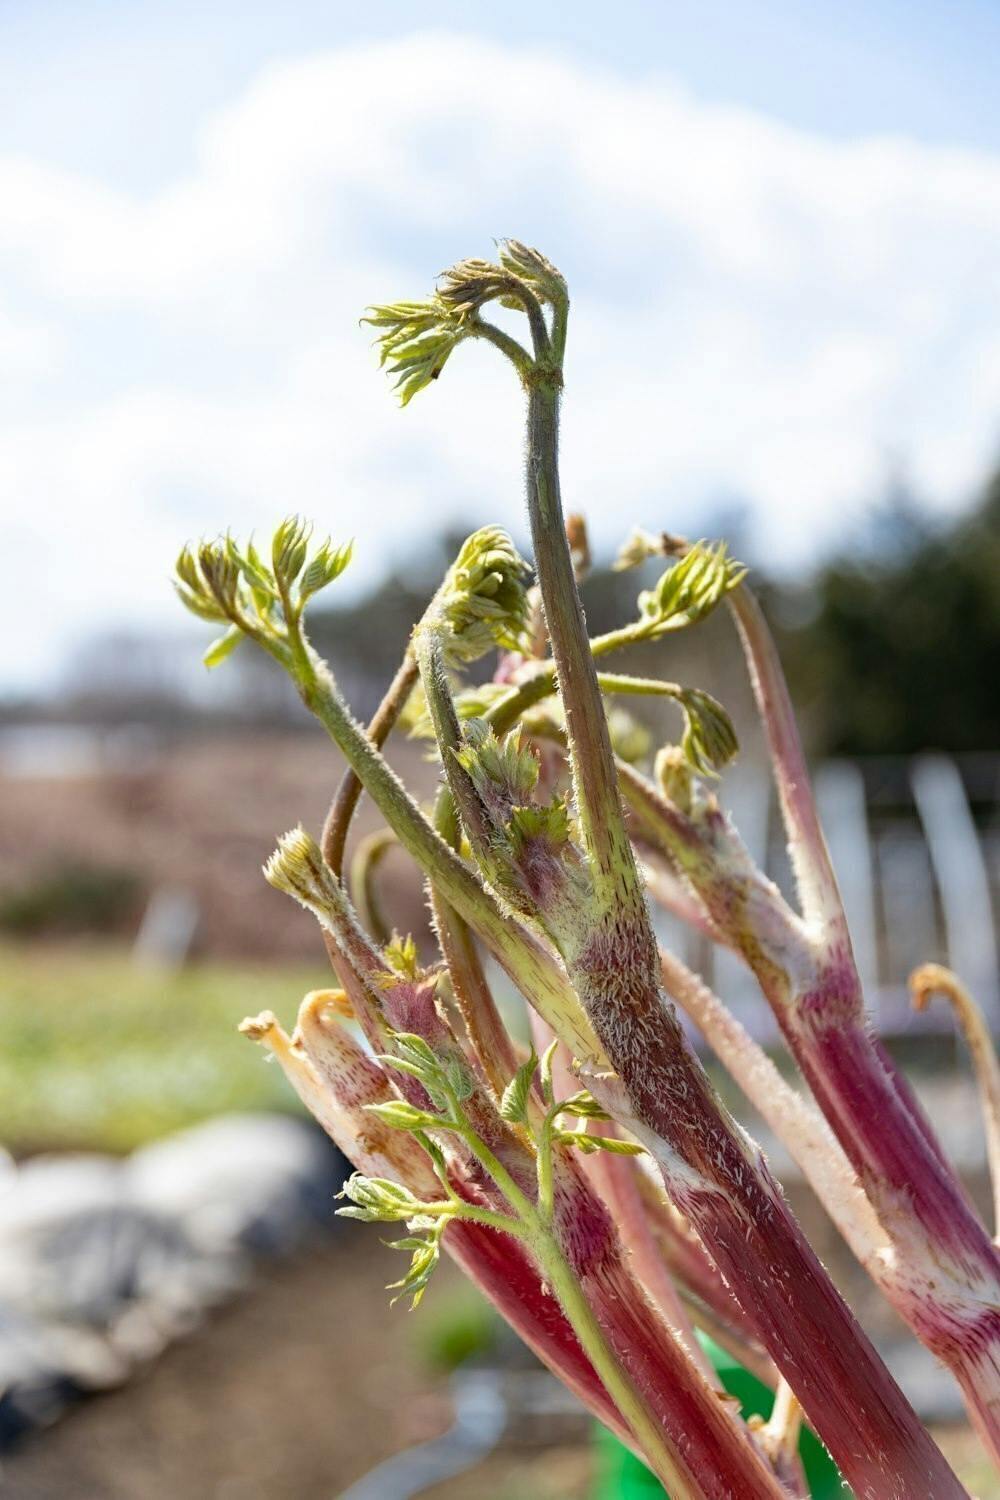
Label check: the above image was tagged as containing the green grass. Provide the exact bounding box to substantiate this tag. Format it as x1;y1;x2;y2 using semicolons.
0;941;327;1154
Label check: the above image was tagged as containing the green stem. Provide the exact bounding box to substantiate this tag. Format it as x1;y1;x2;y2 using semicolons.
531;1235;696;1499
455;1106;700;1498
322;650;418;876
525;380;638;910
289;635;602;1062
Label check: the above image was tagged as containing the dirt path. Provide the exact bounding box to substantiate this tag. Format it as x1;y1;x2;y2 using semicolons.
2;1237;459;1500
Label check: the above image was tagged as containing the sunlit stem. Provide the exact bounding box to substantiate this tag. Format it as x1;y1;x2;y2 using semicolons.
524;376;645;916
912;963;1000;1238
273;612;603;1064
754;1380;807;1498
322;650;418;876
348;828;396;946
658;947;888;1269
726;585;842;931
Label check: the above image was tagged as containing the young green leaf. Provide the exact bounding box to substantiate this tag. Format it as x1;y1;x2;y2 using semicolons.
365;1100;449;1132
499;1049;538;1124
202;625;242;670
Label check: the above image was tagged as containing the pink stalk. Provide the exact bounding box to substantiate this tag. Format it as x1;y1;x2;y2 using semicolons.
657;947;887;1271
241;1004;633;1445
630;1165;777;1386
547;1157;792;1500
727;586;1000;1457
278;850;795;1493
261;995;793;1497
626;754;1000;1454
530;1014;717;1387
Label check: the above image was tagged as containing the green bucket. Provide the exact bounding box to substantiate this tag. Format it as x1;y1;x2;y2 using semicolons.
591;1336;843;1498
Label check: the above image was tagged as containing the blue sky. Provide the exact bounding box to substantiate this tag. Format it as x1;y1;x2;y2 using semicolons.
3;2;1000;691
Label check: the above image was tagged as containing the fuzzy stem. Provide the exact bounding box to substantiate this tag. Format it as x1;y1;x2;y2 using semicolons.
658;947;888;1268
632;1172;778;1386
474;307;965;1496
348;828;395;946
509;321;964;1496
624;758;1000;1460
911;963;1000;1237
525;379;643;915
289;637;602;1063
582;1135;720;1389
322;651;418;876
457;1115;790;1500
726;585;841;929
253;1005;636;1446
415;618;563;1094
431;885;520;1100
532;1015;716;1386
533;1242;702;1498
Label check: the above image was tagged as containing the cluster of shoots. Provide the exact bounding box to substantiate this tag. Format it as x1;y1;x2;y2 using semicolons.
178;242;1000;1500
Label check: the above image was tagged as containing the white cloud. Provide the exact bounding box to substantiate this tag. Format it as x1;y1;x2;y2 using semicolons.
3;31;1000;689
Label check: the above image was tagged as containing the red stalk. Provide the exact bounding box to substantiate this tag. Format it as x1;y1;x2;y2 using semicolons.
728;587;1000;1455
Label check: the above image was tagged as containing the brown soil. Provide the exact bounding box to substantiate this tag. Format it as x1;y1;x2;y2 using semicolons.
1;1236;466;1500
0;734;434;962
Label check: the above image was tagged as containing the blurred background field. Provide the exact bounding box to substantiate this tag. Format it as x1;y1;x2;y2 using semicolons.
0;942;323;1154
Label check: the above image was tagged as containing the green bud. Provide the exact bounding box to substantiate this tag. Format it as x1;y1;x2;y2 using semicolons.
498;1049;538;1125
202;624;242;670
262;826;336;913
436;257;520;316
454;721;539;804
362;296;466;405
497;240;567;308
272;516;311;590
336;1172;427;1223
299;538;353;603
382;931;421;981
635;542;746;639
365;1100;448;1133
676;687;739;777
506;798;572;863
438;526;531;664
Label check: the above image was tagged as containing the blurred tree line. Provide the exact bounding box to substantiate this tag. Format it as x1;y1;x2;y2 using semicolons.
772;468;1000;757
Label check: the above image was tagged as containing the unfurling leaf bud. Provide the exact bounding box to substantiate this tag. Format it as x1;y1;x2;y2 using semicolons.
635;542;746;640
675;688;739;777
263;826;337;914
272;516;311;590
497;240;568;308
382;931;422;981
436;257;521;316
202;625;242;670
438;526;532;663
362;297;466;405
499;1049;538;1125
365;1100;449;1133
454;721;539;808
336;1172;428;1223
